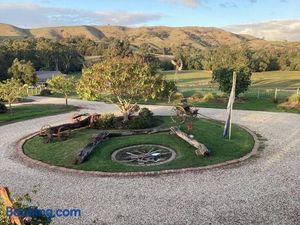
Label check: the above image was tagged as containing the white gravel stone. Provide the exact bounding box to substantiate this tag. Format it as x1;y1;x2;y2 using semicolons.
0;96;299;225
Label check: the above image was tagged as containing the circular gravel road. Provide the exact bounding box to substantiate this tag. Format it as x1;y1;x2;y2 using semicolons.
1;97;299;225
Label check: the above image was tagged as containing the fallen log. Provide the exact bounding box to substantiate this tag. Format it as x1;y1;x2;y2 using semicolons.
115;127;171;136
170;127;210;156
74;131;110;164
48;116;92;134
0;187;23;225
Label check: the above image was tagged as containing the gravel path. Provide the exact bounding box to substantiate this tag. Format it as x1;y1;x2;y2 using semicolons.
1;96;299;225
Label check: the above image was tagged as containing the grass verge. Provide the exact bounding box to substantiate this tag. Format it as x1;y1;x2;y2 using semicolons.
23;116;254;172
0;104;77;125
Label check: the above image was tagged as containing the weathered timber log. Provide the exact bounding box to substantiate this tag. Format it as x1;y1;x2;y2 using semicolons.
40;115;100;143
116;127;171;136
170;127;210;156
71;113;90;123
49;116;92;134
0;187;23;225
74;131;110;164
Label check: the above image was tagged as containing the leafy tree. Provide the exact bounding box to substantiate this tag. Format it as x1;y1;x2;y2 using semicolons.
77;56;165;122
212;67;252;96
136;44;160;74
47;75;75;106
8;58;38;85
0;78;26;113
107;39;132;58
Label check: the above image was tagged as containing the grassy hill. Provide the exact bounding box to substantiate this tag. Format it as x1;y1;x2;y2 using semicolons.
1;23;299;53
0;23;32;39
0;23;266;49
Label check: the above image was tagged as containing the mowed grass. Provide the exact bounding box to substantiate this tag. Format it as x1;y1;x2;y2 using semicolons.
61;70;300;113
164;70;300;90
0;104;77;125
163;70;300;113
23;117;254;172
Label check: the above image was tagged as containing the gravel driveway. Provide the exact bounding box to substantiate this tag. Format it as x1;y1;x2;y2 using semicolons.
1;96;299;225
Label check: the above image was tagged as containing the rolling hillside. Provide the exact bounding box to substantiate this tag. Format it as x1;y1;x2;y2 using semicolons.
0;23;299;50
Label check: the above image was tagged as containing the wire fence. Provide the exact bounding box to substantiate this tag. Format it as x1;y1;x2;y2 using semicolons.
180;85;300;100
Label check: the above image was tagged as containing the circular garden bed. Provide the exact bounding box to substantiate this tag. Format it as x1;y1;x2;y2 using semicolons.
23;116;255;173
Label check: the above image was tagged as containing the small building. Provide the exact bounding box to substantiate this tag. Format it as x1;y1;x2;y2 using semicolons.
36;70;63;84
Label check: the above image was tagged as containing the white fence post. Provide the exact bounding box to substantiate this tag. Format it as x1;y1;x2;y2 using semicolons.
274;88;278;102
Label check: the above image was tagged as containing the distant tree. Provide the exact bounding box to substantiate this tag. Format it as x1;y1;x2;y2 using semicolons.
136;44;160;74
47;75;75;106
0;78;25;113
107;39;132;58
212;67;252;96
77;56;164;122
8;58;38;85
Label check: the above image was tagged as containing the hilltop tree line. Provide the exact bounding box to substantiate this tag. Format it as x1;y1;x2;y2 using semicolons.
58;36;300;72
171;45;300;72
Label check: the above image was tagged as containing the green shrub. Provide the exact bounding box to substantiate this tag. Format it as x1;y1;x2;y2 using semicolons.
94;113;117;129
172;92;184;102
203;92;215;102
218;92;227;98
288;93;300;103
157;80;177;99
0;200;11;225
188;92;203;103
128;108;154;129
0;103;7;113
138;107;154;119
40;89;52;96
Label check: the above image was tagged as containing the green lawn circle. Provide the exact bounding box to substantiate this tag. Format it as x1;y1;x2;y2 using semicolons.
23;116;254;173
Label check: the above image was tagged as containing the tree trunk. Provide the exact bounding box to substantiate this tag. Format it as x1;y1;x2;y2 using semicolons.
65;95;68;106
122;111;129;122
9;101;12;115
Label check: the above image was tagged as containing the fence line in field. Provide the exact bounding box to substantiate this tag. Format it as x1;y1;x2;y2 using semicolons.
179;85;299;100
25;86;45;96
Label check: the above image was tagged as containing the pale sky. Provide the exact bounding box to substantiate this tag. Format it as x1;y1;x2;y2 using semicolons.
0;0;300;40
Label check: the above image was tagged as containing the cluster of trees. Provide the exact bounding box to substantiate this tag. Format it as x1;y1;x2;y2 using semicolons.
169;45;300;72
1;35;299;111
0;38;84;81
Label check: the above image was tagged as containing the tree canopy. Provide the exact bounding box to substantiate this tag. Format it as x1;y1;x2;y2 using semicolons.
77;56;165;121
0;78;26;112
8;58;37;85
212;67;252;96
47;75;76;106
